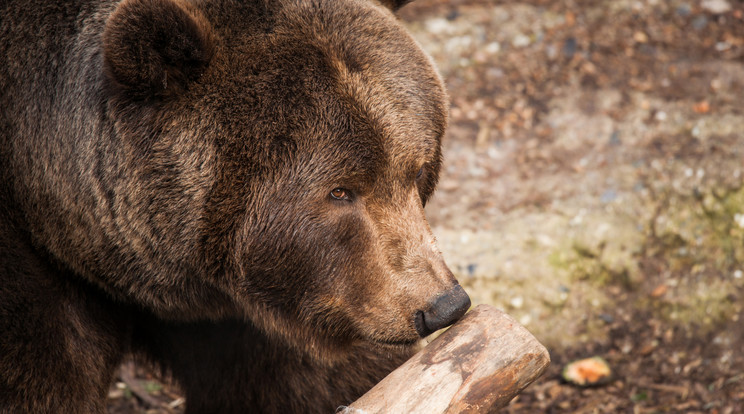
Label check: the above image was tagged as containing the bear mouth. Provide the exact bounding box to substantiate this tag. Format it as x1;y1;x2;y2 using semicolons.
370;336;420;347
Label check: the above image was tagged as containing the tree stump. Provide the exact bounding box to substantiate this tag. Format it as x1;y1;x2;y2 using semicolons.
342;305;550;413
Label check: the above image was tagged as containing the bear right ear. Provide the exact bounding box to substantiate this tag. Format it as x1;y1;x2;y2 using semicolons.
103;0;215;98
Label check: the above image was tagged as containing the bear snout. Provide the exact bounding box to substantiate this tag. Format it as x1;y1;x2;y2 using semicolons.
413;284;471;337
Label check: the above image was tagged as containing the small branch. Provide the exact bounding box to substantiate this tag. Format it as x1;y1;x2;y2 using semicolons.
118;361;172;412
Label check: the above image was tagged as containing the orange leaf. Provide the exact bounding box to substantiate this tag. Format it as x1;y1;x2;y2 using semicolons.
693;101;710;114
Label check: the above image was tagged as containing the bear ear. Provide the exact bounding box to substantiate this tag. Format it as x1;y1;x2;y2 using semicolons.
380;0;413;11
377;0;414;11
103;0;215;98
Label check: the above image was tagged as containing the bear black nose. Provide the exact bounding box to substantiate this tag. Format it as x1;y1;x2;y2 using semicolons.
414;284;471;337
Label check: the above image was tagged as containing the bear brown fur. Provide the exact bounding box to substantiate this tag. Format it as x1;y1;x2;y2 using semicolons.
0;0;470;412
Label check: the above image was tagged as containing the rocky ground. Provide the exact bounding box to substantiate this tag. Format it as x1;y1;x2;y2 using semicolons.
108;0;744;412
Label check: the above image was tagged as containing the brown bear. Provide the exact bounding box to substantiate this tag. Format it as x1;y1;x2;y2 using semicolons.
0;0;471;412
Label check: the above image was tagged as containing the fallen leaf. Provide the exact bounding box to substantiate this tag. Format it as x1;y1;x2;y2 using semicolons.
633;31;649;43
562;356;612;386
693;100;710;114
651;284;668;298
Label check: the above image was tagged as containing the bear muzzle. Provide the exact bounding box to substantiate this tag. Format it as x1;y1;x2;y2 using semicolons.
413;284;471;337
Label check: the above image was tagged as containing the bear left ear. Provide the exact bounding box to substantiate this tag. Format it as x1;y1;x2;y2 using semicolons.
377;0;414;11
103;0;215;97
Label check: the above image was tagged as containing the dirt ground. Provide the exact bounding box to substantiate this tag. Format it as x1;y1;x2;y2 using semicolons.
108;0;744;412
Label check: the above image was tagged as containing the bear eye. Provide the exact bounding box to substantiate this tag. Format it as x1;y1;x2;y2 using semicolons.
416;166;424;180
330;188;351;201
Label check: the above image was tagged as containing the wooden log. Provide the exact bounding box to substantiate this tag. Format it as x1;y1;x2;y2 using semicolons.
342;305;550;413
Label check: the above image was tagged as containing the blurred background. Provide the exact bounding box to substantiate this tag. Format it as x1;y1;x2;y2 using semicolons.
109;0;744;412
400;0;744;411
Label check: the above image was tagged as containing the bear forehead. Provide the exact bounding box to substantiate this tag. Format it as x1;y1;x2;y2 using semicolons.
197;0;447;169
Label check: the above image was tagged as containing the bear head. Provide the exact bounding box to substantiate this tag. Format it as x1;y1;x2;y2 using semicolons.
99;0;470;358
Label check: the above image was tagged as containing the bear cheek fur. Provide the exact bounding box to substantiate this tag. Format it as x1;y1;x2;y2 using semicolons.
229;191;421;349
224;162;456;349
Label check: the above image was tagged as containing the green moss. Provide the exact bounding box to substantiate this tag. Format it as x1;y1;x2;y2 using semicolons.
547;185;744;332
548;215;642;289
639;279;739;330
144;381;163;394
642;185;744;329
652;185;744;271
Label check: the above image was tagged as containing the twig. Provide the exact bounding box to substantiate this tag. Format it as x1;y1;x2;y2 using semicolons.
118;361;173;412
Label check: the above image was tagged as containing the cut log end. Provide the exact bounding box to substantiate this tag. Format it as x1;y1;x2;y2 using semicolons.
344;304;550;413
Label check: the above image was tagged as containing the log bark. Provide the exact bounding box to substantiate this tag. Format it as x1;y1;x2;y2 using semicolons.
342;305;550;413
